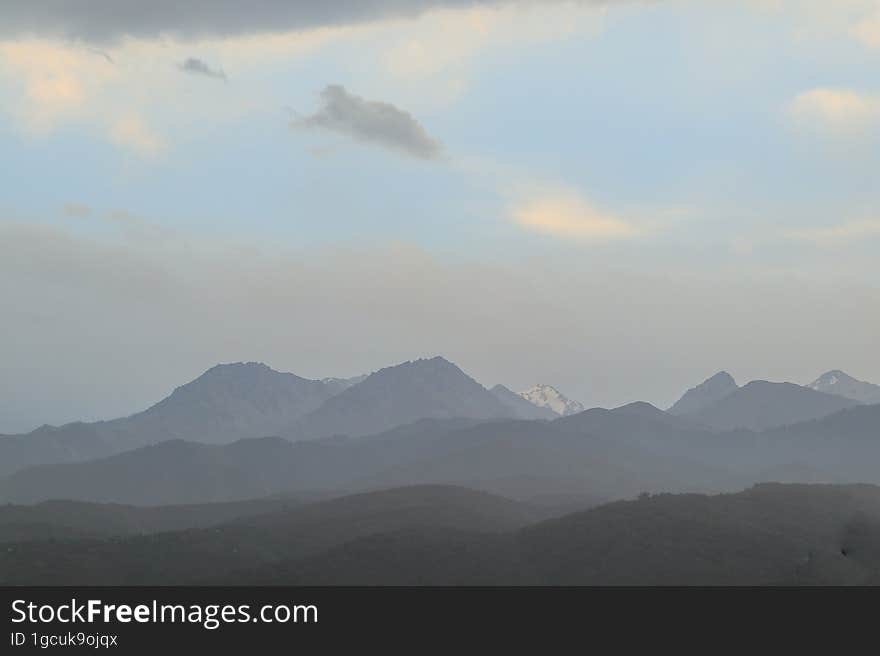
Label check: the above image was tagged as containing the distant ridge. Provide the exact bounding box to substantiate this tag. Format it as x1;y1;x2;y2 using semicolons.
287;357;515;440
686;380;859;431
0;362;340;477
669;371;738;416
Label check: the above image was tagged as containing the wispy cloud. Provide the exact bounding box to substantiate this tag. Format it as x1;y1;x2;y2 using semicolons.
852;9;880;49
178;57;227;81
109;115;168;159
785;219;880;243
510;190;642;242
63;203;91;218
292;85;442;160
789;88;880;133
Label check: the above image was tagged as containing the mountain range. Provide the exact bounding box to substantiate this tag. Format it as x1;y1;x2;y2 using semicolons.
2;358;880;586
3;395;880;507
0;357;576;477
0;359;878;508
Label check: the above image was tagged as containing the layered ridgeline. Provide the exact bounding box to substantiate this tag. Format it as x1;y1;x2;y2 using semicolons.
1;360;878;507
0;357;572;477
3;399;880;507
668;371;861;431
4;483;880;586
0;496;310;544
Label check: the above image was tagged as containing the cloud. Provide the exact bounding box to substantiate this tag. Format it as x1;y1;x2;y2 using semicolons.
0;1;625;43
510;191;642;242
785;219;880;243
87;47;114;64
178;57;227;81
63;203;91;218
293;85;442;160
852;10;880;47
789;88;880;133
109;115;168;159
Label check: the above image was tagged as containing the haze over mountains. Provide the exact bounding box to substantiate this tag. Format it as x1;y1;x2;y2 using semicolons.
1;359;879;502
0;357;565;477
1;356;879;585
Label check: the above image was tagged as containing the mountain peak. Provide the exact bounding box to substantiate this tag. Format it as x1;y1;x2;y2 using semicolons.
201;361;275;376
668;370;739;416
518;384;584;417
134;361;332;444
708;371;736;385
808;370;880;404
289;357;514;439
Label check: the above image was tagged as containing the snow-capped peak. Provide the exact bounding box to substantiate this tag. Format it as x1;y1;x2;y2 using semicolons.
808;370;845;391
805;369;880;405
518;384;585;417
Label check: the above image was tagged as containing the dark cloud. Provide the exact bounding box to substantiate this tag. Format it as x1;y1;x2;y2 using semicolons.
0;1;622;43
179;57;227;81
293;85;442;160
87;47;114;64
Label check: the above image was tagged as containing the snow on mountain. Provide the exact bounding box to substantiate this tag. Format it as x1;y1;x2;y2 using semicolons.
808;370;880;404
518;384;585;417
321;375;368;395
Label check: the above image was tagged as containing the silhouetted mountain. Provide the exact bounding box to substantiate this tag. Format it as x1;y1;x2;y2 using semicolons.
685;380;859;431
768;403;880;442
668;371;738;416
353;408;738;501
555;401;703;441
6;484;880;585
517;483;880;585
0;437;306;505
519;384;584;416
490;385;558;420
215;483;880;586
0;406;733;506
808;370;880;405
0;423;114;479
288;357;515;440
0;486;542;585
0;496;308;543
0;362;339;477
126;362;334;443
240;529;526;586
0;418;506;505
2;386;878;508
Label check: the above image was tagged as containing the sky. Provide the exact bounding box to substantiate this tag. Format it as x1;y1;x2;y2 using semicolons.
2;0;880;432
